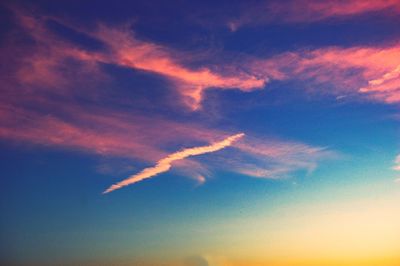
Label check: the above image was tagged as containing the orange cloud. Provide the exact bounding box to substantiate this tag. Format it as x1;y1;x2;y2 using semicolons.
103;133;244;193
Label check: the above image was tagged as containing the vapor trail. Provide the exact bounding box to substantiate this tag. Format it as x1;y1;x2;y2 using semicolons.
103;133;245;193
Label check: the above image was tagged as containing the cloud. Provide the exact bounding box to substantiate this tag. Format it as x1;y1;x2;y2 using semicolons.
183;255;233;266
0;8;337;191
393;155;400;171
219;137;336;179
10;8;400;110
234;167;291;179
271;0;400;23
103;133;244;193
226;0;400;30
249;44;400;104
184;256;209;266
5;9;264;111
392;155;399;185
94;25;265;110
0;103;333;189
5;6;400;109
0;103;224;162
360;65;400;103
192;174;206;186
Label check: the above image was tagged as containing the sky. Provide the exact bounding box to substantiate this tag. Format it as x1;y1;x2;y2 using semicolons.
0;0;399;265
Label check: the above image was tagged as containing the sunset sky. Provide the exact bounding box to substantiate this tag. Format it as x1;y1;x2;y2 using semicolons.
0;1;399;265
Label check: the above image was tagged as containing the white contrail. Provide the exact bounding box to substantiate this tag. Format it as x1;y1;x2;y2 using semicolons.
103;133;245;193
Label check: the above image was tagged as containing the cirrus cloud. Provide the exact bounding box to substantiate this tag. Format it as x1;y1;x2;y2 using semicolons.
226;0;400;31
393;155;400;171
5;9;265;111
249;44;400;104
0;7;340;192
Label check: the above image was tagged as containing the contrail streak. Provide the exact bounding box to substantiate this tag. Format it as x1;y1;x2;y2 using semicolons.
103;133;245;193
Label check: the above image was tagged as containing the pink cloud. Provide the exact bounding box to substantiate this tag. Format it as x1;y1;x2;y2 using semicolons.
92;25;265;110
0;106;160;162
360;65;400;104
192;174;206;185
0;8;337;189
7;10;264;110
0;102;229;162
394;155;400;171
227;0;400;30
6;6;400;110
10;12;105;93
12;9;400;110
0;102;333;187
272;0;400;23
249;44;400;104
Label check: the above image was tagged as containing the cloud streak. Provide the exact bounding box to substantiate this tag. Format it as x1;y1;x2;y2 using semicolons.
6;10;264;111
249;44;400;104
103;133;244;193
226;0;400;30
0;101;333;189
0;103;224;162
11;9;400;109
0;8;338;190
393;155;400;171
95;26;265;110
214;136;336;180
271;0;400;23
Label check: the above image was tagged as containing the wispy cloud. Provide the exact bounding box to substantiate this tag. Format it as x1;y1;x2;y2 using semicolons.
226;0;400;30
0;102;333;189
94;26;265;110
103;133;244;193
6;9;264;111
0;103;223;162
10;8;400;109
0;8;338;190
249;44;400;104
360;65;400;103
393;155;400;171
223;137;336;179
392;154;399;184
271;0;400;23
192;174;206;186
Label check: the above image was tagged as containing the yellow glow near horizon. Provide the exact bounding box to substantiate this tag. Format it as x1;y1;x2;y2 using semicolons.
193;193;400;265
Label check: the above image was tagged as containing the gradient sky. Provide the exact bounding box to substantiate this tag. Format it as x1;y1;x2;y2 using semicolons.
0;1;400;266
